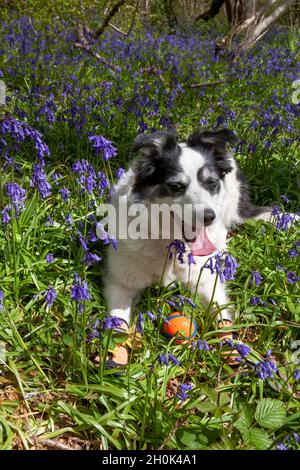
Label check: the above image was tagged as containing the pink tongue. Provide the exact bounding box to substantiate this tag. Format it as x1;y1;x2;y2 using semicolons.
191;226;217;256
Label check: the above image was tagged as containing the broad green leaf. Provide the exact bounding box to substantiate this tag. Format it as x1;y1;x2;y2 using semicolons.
243;428;273;450
234;405;255;434
255;399;286;430
176;427;219;450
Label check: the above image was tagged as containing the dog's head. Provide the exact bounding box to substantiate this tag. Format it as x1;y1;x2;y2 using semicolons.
131;128;239;254
132;128;239;200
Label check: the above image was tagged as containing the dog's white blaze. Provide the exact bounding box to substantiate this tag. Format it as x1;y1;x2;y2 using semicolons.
177;144;224;221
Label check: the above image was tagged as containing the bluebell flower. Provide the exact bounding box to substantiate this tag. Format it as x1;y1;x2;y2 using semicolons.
205;252;239;283
264;349;272;358
0;289;4;310
89;135;117;160
111;237;118;251
177;383;192;401
78;234;89;252
294;369;300;381
168;353;180;366
223;254;239;281
249;271;262;287
222;338;234;348
255;359;277;380
71;274;91;312
1;207;10;224
158;354;168;365
272;206;295;231
146;310;156;321
30;163;52;199
137;311;144;333
248;143;256;153
66;213;73;230
52;172;61;184
46;253;54;263
46;215;54;227
236;343;251;359
45;286;57;308
0;115;49;160
197;339;210;351
287;272;299;284
288;248;298;258
186;298;197;308
87;319;100;342
292;432;300;444
98;174;110;197
6;182;26;213
188;253;196;264
72;160;99;194
175;295;185;306
72;160;85;174
83;252;102;267
60;187;70;202
276;442;289;451
280;195;290;204
250;296;261;305
116;167;124;179
167;240;186;264
89;230;98;242
101;315;124;330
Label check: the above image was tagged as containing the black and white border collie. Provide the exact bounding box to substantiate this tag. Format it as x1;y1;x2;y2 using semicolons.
104;129;274;330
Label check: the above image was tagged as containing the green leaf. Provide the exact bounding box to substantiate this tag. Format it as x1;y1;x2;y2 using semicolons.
255;399;286;430
234;405;255;434
63;334;73;346
176;427;219;450
243;428;273;450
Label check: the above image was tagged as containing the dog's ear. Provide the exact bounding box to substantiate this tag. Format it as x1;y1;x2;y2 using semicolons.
187;128;240;150
132;132;181;194
187;128;240;177
132;131;178;158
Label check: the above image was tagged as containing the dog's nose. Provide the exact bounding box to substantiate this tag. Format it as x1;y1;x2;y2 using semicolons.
204;209;216;226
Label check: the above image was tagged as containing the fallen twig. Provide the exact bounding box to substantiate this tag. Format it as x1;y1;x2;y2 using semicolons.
37;438;77;451
75;40;121;72
189;79;226;88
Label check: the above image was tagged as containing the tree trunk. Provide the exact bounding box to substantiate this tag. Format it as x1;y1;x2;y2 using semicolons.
237;0;294;53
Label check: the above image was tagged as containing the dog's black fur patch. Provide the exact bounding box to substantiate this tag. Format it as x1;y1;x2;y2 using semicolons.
187;129;239;178
132;131;183;198
197;165;221;195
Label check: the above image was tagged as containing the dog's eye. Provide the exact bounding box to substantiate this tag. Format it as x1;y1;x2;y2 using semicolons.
206;178;219;188
166;181;187;194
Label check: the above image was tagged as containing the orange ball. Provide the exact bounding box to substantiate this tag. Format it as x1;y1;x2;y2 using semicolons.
162;312;197;343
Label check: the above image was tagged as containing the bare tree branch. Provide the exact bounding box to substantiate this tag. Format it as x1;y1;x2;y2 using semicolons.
75;1;141;71
108;0;140;36
93;0;127;39
75;25;121;72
